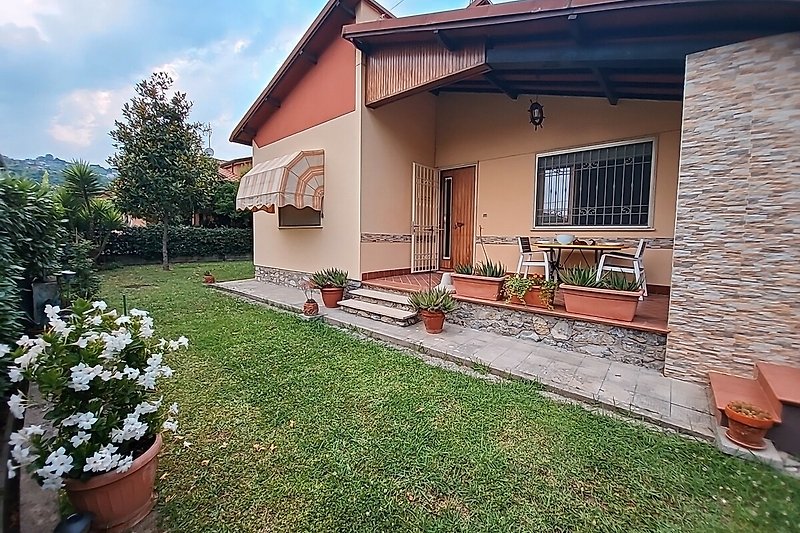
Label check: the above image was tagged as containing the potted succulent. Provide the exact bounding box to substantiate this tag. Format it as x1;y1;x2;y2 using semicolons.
408;287;457;334
203;270;215;284
724;401;775;450
504;273;557;310
450;260;507;301
559;267;643;322
300;280;319;316
311;268;349;309
4;300;185;532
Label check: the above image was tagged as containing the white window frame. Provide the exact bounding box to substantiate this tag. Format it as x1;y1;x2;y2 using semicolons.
532;137;657;231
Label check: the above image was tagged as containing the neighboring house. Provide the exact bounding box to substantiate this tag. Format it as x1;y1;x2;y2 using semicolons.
218;156;252;180
231;0;800;387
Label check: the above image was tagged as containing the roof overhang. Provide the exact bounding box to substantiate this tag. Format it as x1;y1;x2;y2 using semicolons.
230;0;393;146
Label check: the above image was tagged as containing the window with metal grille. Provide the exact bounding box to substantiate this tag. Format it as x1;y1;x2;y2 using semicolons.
534;140;654;228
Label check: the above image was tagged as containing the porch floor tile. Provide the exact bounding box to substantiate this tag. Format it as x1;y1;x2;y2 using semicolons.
213;279;713;440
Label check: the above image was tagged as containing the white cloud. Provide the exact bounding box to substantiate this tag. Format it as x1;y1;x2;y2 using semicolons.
0;0;60;42
48;89;127;148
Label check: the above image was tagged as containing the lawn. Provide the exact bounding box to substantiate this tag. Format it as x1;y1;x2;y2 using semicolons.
99;262;800;533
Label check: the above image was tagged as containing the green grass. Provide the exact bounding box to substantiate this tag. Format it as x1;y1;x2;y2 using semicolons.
99;262;800;533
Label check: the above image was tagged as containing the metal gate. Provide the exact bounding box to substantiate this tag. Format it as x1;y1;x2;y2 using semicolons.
411;163;440;273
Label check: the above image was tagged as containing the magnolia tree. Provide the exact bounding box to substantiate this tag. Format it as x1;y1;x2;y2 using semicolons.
3;300;186;490
109;72;218;270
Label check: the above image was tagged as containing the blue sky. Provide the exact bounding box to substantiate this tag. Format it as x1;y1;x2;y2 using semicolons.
0;0;482;165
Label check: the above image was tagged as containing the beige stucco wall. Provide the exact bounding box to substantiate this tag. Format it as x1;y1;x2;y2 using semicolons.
251;111;361;277
359;85;437;275
435;94;682;286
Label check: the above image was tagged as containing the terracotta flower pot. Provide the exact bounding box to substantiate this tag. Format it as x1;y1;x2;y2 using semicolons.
451;274;504;301
303;300;319;316
203;275;215;284
420;310;445;334
509;290;547;308
65;434;162;533
560;285;643;322
320;287;344;308
724;404;775;450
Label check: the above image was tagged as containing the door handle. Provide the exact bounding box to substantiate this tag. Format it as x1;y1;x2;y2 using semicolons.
455;222;465;229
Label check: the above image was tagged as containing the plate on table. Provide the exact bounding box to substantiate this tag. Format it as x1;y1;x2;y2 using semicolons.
535;240;553;244
601;241;623;246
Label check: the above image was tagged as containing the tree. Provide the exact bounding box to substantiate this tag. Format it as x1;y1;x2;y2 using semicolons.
57;160;123;257
109;72;217;269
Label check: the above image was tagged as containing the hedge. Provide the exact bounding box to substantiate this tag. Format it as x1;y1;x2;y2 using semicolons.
102;225;253;260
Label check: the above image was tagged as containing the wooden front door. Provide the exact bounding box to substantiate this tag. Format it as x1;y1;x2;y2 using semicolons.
439;166;475;270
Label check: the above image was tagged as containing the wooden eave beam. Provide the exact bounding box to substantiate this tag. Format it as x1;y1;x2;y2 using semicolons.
483;71;518;100
335;1;356;19
433;29;460;51
591;67;618;105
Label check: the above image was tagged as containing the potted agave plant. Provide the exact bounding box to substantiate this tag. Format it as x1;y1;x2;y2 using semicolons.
724;401;775;450
504;273;557;310
300;279;319;316
3;300;186;532
408;287;457;334
451;260;507;301
311;268;349;309
559;267;643;322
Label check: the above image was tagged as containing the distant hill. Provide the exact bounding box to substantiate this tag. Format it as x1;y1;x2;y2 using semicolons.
0;153;116;185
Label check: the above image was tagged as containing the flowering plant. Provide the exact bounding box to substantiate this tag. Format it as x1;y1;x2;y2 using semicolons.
3;299;186;490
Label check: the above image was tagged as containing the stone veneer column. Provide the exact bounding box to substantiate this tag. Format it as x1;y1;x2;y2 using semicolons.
666;33;800;383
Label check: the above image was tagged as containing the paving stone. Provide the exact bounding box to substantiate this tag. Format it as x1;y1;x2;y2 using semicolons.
513;354;552;380
540;360;579;386
636;374;672;402
566;373;604;398
670;379;711;412
632;393;672;418
577;357;611;378
714;426;784;469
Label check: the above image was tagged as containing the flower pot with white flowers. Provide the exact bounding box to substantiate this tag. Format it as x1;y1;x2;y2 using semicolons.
3;299;187;533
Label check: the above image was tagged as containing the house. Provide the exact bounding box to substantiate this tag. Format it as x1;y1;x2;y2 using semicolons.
218;156;252;181
230;0;800;396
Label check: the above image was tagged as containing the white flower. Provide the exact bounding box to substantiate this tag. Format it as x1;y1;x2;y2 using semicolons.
99;370;114;381
44;304;61;320
69;431;91;448
115;315;131;326
16;335;35;348
41;475;64;491
23;425;45;437
134;401;160;416
7;460;17;479
160;365;174;378
115;455;134;473
177;336;189;348
0;344;10;357
8;366;23;383
14;339;49;370
85;315;103;327
138;316;155;338
83;444;120;473
169;402;179;415
162;418;178;433
41;447;74;477
10;443;38;466
8;393;27;419
75;412;98;430
92;301;107;311
129;308;148;317
122;366;140;380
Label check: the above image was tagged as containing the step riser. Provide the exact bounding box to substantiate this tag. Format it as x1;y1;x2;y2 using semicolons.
767;404;800;456
338;305;418;327
756;367;784;422
350;294;414;312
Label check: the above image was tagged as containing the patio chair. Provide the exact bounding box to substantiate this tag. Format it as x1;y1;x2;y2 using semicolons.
516;236;551;280
596;239;648;297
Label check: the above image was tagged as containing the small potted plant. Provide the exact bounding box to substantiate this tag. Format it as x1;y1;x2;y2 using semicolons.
311;268;349;309
559;268;643;322
504;273;557;310
408;287;457;334
451;260;507;301
203;270;215;284
4;300;186;531
724;401;775;450
300;280;319;316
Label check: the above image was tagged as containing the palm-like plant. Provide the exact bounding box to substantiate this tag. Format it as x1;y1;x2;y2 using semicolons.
63;160;104;207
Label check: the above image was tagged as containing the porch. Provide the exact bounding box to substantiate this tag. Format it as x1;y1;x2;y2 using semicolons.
364;272;669;334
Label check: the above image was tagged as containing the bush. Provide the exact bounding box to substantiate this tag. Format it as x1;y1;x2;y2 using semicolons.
61;238;101;301
102;225;253;260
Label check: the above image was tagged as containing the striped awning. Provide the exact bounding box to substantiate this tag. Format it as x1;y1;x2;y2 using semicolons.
236;150;324;213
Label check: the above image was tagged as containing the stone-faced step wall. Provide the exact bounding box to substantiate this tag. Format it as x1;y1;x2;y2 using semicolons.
448;302;666;371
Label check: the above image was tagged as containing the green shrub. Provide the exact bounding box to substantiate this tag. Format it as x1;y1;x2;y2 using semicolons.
454;264;473;275
310;268;349;289
102;225;253;260
559;266;602;288
408;287;457;314
474;260;506;278
60;238;101;301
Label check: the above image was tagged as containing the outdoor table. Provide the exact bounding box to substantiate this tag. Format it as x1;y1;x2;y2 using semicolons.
534;241;626;277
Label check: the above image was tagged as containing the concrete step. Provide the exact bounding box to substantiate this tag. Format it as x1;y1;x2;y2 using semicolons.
348;288;413;310
337;299;418;327
708;371;781;424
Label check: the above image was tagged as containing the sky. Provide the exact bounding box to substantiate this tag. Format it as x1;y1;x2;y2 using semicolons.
0;0;486;166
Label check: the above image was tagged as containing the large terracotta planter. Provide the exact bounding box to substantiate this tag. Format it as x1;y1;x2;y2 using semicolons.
560;285;643;322
724;404;775;450
65;434;162;533
451;274;504;301
420;310;445;334
320;287;344;308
